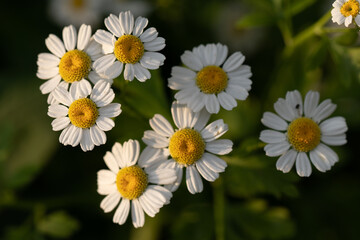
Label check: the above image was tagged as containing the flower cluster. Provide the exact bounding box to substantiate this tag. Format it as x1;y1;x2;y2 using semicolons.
37;4;349;228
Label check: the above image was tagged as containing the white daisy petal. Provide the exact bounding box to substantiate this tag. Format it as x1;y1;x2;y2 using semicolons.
51;117;70;131
112;142;126;168
138;146;166;168
345;15;353;27
205;139;233;155
167;164;183;192
119;11;134;35
143;37;165;52
45;34;66;58
97;169;117;185
133;16;149;37
105;14;122;37
311;99;337;123
63;25;77;51
90;125;107;146
321;134;347;146
285;90;303;117
259;130;286;144
123;139;140;167
93;54;116;73
147;168;177;185
113;199;130;225
100;191;121;213
124;64;135;81
264;141;290;157
194;108;211;131
103;60;123;79
140;52;165;70
37;67;59;80
215;43;228;66
150;114;174;137
69;79;92;99
171;66;197;80
39;75;61;94
37;53;60;68
261;112;288;131
174;87;200;105
274;98;297;122
204;94;220;114
104;151;120;174
96;116;115;131
187;92;206;112
223;52;245;72
312;143;339;167
48;104;68;118
196;159;219;182
138;194;157;217
77;24;91;51
295;152;312;177
225;84;249;100
180;50;203;71
228;65;252;79
276;149;297;173
304;90;319;117
171;101;198;129
217;92;237;110
309;149;331;172
94;29;115;50
97;183;117;195
203;43;217;65
133;63;151;82
200;119;228;142
186;165;203;194
142;130;169;148
140;27;158;43
80;129;94;152
99;103;122;118
52;86;74;106
131;198;145;228
320;116;348;136
200;152;227;173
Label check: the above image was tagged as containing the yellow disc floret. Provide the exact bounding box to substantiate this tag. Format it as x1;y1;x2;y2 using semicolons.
68;98;98;128
169;128;205;166
116;165;148;200
59;49;91;83
196;65;228;94
114;35;145;64
341;0;360;17
287;117;321;152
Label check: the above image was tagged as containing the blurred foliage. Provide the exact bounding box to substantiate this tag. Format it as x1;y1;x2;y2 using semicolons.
1;0;360;239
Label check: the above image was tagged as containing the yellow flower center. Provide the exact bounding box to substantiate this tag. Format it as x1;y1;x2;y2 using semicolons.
116;165;148;200
341;0;360;17
72;0;84;9
287;117;321;152
114;35;144;64
169;128;205;166
68;98;98;128
196;65;228;94
59;50;91;83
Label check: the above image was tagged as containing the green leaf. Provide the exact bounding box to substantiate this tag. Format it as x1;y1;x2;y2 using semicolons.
36;211;80;239
334;28;359;46
284;0;316;17
227;199;295;240
236;12;275;29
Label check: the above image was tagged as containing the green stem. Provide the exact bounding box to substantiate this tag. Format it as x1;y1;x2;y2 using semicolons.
213;177;225;240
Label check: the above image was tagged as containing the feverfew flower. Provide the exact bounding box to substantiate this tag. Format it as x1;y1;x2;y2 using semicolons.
37;24;104;101
93;11;165;82
331;0;360;27
168;43;252;114
97;140;176;228
260;90;348;177
142;101;233;194
48;80;121;151
48;0;104;27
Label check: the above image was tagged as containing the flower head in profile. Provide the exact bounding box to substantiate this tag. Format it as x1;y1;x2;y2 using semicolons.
37;24;109;103
168;43;252;114
142;101;233;194
331;0;360;27
48;0;104;27
93;11;165;82
97;139;176;228
48;80;121;151
260;90;348;177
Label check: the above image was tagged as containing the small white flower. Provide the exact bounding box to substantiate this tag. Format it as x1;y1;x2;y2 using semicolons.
48;0;104;27
97;139;176;228
168;43;252;114
142;101;233;194
48;80;121;152
37;24;106;100
93;11;166;82
260;90;348;177
331;0;360;27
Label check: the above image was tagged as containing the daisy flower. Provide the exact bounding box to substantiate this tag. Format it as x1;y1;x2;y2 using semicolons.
260;90;348;177
48;80;121;152
97;139;176;228
142;101;233;194
93;11;166;82
37;24;104;99
168;43;252;114
48;0;104;27
331;0;360;27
